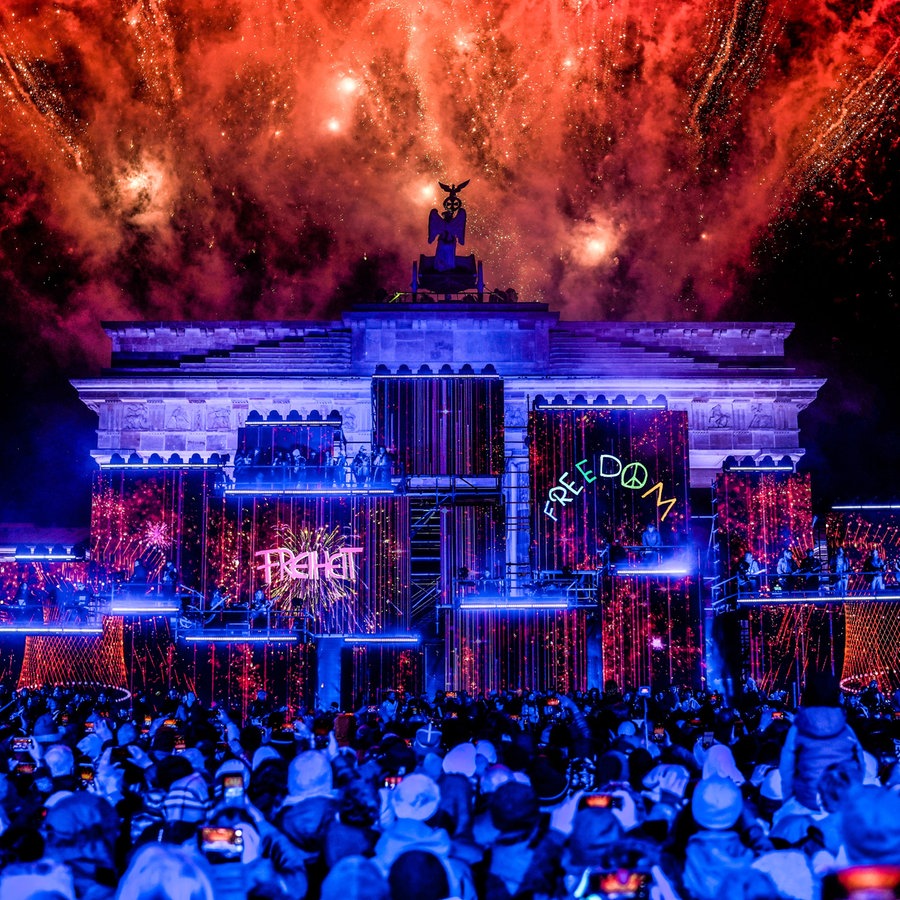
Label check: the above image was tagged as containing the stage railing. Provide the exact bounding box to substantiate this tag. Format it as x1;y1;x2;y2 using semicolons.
712;567;900;612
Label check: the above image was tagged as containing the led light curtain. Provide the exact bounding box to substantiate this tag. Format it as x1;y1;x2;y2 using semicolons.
745;605;841;694
529;409;691;572
530;408;694;690
93;472;410;633
1;559;126;690
92;469;197;587
373;376;504;476
0;560;92;610
716;472;815;579
173;641;312;719
716;472;819;692
603;578;701;691
122;613;313;716
826;508;900;693
441;504;506;602
91;471;411;701
445;609;587;693
226;495;409;634
350;645;421;704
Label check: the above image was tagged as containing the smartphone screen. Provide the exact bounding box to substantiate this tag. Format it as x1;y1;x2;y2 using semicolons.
821;865;900;899
200;826;243;861
578;793;623;811
576;869;652;899
222;773;244;804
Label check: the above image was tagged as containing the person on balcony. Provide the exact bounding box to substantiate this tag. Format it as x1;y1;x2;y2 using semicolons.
775;548;797;592
863;547;886;594
831;545;850;595
798;549;823;593
737;551;762;594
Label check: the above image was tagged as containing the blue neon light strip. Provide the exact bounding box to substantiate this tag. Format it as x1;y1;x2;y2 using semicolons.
535;403;667;410
343;634;421;644
736;593;900;604
0;624;103;635
245;419;343;427
13;554;79;561
614;567;690;577
223;487;396;496
183;633;298;643
110;605;180;614
97;463;222;470
831;504;900;511
459;601;569;610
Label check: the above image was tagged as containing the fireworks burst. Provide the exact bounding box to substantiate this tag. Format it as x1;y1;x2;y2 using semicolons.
0;0;896;360
144;520;172;550
268;524;365;631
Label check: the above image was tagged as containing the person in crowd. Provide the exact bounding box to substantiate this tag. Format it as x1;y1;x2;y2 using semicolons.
682;775;755;900
161;560;178;594
289;447;307;484
351;447;371;484
3;676;900;900
372;446;391;485
130;560;147;584
777;673;864;821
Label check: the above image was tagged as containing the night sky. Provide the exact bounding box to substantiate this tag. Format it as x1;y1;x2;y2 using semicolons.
0;0;897;527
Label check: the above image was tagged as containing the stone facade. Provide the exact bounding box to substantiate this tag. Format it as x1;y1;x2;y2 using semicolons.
74;303;823;490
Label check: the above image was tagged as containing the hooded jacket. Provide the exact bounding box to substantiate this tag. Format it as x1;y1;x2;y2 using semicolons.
778;706;863;810
682;829;755;899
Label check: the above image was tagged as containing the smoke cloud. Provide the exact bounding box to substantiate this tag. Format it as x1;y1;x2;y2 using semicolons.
0;0;897;375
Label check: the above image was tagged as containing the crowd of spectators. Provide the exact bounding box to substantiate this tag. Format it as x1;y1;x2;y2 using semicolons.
2;675;900;900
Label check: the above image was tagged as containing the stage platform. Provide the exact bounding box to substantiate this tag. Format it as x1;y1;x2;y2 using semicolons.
735;588;900;605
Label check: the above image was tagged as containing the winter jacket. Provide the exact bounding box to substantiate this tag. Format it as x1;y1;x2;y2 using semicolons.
682;829;755;899
778;706;863;810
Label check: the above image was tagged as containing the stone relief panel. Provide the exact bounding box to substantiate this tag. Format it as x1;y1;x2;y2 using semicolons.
123;404;149;430
166;406;190;430
505;403;528;428
706;402;732;429
748;402;774;429
208;407;232;430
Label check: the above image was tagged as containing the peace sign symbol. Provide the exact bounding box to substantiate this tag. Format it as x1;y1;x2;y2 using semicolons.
621;462;648;490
